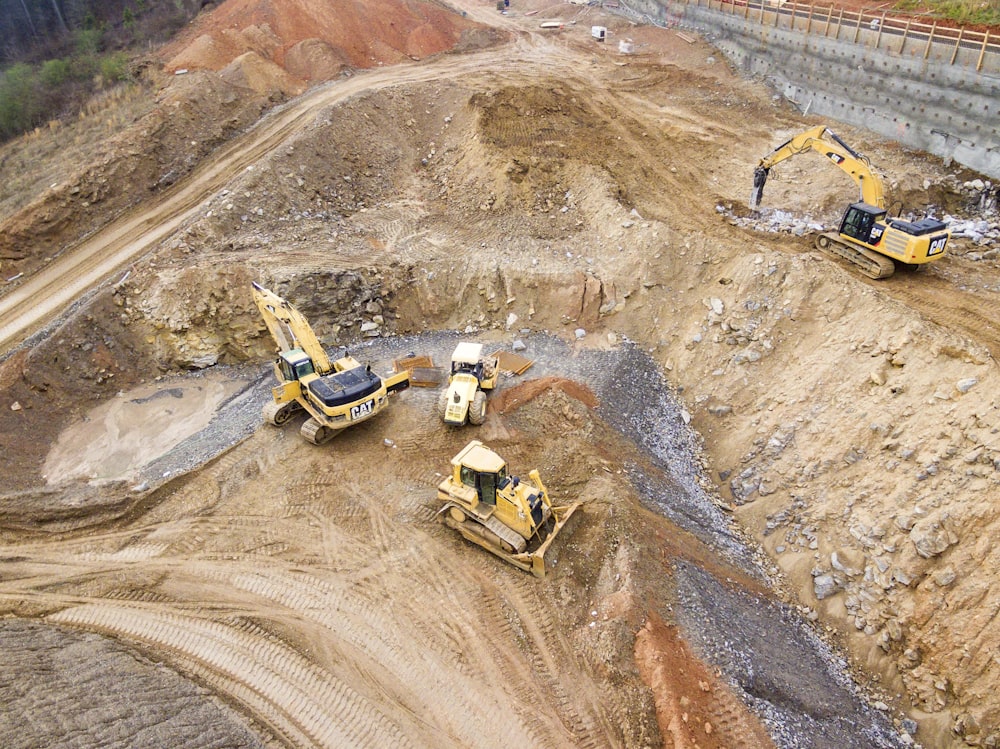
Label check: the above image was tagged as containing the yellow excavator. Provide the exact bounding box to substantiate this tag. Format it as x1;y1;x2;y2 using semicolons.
437;440;580;577
252;282;410;445
750;125;950;279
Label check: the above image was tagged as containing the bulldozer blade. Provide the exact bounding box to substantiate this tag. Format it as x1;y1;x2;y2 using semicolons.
528;501;581;576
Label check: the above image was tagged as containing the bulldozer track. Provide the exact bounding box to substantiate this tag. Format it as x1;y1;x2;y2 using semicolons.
222;566;541;747
510;582;612;747
475;587;582;746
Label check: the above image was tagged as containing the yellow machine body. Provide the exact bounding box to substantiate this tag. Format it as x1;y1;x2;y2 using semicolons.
751;125;950;279
436;440;580;577
439;342;499;426
252;282;409;444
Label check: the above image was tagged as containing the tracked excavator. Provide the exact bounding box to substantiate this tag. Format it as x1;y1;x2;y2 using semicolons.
750;125;950;279
437;440;581;577
252;282;409;445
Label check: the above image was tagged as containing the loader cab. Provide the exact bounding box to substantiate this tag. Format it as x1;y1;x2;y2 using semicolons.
278;349;316;382
839;202;886;246
450;342;485;379
453;360;484;379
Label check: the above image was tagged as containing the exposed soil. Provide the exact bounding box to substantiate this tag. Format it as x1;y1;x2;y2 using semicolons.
0;0;998;748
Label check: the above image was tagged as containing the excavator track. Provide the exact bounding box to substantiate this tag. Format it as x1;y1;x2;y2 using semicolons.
301;418;339;446
262;399;302;426
814;232;896;279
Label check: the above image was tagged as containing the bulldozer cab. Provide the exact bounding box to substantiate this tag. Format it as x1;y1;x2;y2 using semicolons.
462;465;503;506
454;441;507;507
279;349;315;382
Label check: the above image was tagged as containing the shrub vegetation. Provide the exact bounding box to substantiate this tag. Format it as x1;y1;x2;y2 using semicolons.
0;0;202;141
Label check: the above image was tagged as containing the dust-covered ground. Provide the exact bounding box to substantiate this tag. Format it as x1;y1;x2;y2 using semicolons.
0;0;999;747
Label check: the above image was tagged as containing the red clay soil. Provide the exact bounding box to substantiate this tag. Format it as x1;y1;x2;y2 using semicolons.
635;613;777;749
489;376;600;415
160;0;483;75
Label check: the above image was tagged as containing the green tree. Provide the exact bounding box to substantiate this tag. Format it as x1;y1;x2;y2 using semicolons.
39;57;70;86
0;62;40;137
99;51;130;84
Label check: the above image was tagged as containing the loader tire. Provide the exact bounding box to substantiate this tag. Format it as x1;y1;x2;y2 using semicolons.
469;391;487;426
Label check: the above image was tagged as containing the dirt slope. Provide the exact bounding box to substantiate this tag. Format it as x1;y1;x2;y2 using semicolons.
1;0;999;747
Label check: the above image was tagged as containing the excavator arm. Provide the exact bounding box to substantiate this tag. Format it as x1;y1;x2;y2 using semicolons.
252;282;333;374
750;125;886;210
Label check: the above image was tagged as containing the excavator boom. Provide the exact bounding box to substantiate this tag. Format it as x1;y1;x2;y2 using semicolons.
750;125;885;210
252;282;333;374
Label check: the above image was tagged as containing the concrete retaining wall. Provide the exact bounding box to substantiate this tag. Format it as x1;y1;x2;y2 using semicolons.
615;0;1000;179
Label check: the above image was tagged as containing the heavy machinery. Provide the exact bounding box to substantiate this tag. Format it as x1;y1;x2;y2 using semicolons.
438;342;499;426
437;440;580;577
252;282;409;445
750;125;950;279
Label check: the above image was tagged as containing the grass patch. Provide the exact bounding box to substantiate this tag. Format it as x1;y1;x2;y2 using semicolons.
895;0;1000;26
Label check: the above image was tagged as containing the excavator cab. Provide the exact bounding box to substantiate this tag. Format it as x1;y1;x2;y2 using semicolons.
252;282;410;444
278;349;316;382
839;203;886;246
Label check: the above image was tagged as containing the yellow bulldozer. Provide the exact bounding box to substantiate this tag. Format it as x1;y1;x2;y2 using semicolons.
437;440;580;577
252;282;409;444
439;342;499;426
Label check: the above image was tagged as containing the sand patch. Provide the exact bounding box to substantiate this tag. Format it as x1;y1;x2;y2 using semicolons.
44;373;246;484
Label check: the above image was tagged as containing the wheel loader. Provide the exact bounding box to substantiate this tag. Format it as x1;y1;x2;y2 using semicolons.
252;282;410;445
438;342;499;426
437;440;581;577
750;125;950;279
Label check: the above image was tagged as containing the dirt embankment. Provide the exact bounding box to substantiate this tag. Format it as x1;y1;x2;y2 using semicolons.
1;0;999;747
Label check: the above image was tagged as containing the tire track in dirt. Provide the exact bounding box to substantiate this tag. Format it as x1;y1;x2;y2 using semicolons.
48;603;413;749
877;266;1000;361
